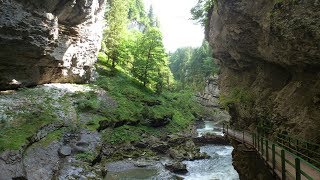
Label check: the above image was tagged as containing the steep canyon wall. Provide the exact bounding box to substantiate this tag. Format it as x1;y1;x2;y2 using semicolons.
0;0;106;90
207;0;320;141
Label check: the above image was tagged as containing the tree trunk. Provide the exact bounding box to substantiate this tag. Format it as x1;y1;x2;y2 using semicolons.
143;47;152;86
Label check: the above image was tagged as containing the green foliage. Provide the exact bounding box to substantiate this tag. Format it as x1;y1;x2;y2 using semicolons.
191;0;215;27
169;41;217;91
102;0;171;92
94;63;204;144
131;27;171;90
128;0;148;25
219;87;254;109
103;0;129;69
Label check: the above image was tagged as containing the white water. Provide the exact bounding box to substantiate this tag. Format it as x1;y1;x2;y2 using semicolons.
181;121;239;180
106;121;239;180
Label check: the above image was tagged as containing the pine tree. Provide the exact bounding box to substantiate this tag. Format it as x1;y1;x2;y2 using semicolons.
103;0;128;70
148;5;156;27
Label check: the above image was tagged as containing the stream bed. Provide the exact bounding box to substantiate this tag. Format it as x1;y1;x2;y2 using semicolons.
106;121;239;180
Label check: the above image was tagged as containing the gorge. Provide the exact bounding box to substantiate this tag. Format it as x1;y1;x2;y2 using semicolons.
0;0;319;179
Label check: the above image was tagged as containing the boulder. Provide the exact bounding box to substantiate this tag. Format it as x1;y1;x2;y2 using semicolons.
151;142;169;154
59;145;72;157
168;148;184;160
165;162;188;174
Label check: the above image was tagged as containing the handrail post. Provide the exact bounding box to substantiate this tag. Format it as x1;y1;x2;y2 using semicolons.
252;133;255;147
261;137;264;155
295;158;301;180
227;125;229;135
242;131;244;144
223;123;225;133
272;144;275;171
266;140;269;161
257;134;260;151
306;143;310;162
296;139;299;155
281;149;286;180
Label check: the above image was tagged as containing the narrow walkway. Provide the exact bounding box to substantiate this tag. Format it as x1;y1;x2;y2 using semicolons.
224;128;320;180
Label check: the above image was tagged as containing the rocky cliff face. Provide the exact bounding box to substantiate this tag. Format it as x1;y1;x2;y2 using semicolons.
0;0;105;90
195;75;231;122
207;0;320;141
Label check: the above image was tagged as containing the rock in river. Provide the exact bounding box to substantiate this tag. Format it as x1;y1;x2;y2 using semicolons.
165;161;188;174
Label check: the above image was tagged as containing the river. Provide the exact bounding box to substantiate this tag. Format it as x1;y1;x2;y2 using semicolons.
106;121;239;180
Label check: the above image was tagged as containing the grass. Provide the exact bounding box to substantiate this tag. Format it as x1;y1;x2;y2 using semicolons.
94;58;209;145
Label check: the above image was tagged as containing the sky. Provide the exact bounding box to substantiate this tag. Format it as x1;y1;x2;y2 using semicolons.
144;0;204;52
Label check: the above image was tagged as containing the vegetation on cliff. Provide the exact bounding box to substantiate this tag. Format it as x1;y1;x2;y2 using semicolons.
191;0;216;27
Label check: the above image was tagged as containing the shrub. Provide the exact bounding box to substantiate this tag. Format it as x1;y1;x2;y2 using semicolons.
219;87;254;109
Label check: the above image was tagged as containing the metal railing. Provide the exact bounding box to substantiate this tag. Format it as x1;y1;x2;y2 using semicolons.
223;124;320;180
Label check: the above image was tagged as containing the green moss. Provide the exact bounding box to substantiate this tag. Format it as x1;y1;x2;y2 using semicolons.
0;87;63;152
76;151;96;162
85;115;108;131
0;109;58;152
36;129;63;147
219;87;254;109
75;91;101;112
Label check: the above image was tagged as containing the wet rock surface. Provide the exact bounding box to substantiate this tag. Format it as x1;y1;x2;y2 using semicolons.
165;161;188;174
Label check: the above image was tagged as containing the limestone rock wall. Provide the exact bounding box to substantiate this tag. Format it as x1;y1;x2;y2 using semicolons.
207;0;320;140
0;0;106;90
196;75;231;122
196;75;220;107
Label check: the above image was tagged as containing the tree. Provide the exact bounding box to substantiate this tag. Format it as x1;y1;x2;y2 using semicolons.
169;41;217;90
103;0;128;70
190;0;215;27
148;5;156;27
131;28;167;88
